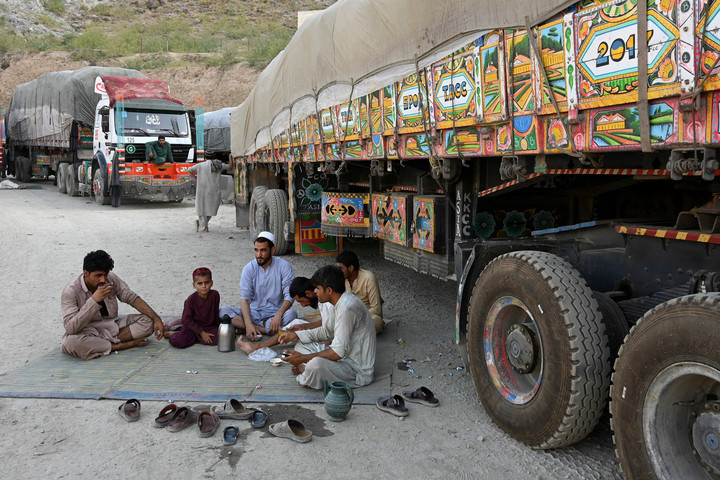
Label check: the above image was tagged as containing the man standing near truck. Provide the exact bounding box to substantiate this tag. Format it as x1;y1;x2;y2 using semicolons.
145;135;173;164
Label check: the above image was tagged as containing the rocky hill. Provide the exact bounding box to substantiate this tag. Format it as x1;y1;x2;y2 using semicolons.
0;0;334;112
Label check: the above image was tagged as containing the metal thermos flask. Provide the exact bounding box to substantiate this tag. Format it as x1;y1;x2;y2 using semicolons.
218;317;235;352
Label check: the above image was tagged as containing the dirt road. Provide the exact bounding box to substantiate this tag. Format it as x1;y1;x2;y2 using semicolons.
0;180;623;479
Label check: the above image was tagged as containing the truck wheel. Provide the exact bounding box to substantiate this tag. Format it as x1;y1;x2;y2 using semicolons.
93;169;111;205
593;291;630;359
57;164;67;194
263;189;290;255
249;186;267;240
467;250;611;449
66;164;79;197
610;294;720;479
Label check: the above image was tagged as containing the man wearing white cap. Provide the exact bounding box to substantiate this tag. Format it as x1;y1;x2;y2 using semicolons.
219;231;298;338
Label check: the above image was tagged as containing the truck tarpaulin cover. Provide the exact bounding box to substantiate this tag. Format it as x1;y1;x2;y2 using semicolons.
203;107;235;152
230;0;576;156
6;67;146;142
101;76;183;108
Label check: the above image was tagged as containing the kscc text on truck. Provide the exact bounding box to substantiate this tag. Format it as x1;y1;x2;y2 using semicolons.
229;0;720;477
5;66;196;205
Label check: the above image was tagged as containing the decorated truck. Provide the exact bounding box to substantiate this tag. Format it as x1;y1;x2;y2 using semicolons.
6;67;196;205
230;0;720;477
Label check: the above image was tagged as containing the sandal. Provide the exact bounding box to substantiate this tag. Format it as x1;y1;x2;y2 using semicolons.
268;419;312;443
212;398;255;420
376;395;409;417
167;406;198;432
197;410;220;438
250;409;268;428
153;404;178;427
118;399;141;422
401;386;439;407
223;425;240;446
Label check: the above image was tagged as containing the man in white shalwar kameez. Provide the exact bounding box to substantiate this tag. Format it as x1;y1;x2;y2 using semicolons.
188;159;225;232
281;265;376;389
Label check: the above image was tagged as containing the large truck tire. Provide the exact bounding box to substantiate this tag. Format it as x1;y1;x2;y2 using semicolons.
249;186;267;240
93;169;111;205
66;164;79;197
593;291;630;359
467;250;611;449
57;164;67;194
263;188;290;255
610;293;720;479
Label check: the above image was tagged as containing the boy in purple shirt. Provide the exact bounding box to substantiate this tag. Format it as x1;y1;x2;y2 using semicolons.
167;267;221;348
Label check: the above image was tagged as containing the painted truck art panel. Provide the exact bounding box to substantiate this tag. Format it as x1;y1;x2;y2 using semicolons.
575;0;680;110
538;19;569;114
295;213;342;256
321;193;368;227
431;52;477;129
397;72;429;134
372;194;409;246
413;197;437;252
589;100;677;150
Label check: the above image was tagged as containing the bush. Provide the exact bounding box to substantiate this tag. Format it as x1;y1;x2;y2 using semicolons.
43;0;65;15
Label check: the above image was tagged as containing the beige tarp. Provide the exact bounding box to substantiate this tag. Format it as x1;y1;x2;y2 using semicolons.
231;0;575;156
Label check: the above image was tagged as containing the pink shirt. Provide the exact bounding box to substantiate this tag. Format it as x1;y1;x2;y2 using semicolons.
61;272;139;342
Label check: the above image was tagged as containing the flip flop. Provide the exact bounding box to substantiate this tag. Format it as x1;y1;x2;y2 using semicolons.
212;398;255;420
268;419;312;443
376;395;409;417
153;404;178;427
118;399;141;422
223;426;240;446
250;409;268;428
167;406;198;433
401;386;440;407
197;410;220;438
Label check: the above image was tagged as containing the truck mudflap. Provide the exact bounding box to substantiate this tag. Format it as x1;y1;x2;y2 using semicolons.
114;162;196;201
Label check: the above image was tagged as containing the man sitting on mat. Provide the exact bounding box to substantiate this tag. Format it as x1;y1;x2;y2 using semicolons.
61;250;165;360
234;276;334;355
280;265;376;390
336;250;385;334
219;231;297;339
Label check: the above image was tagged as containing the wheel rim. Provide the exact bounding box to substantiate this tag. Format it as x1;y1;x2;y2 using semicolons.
93;176;102;197
644;362;720;479
484;295;543;405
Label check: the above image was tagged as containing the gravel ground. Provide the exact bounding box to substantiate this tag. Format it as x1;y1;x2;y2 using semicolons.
0;180;624;479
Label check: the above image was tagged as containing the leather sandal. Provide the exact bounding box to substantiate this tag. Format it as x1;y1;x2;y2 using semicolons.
153;404;178;427
376;395;409;417
167;406;197;432
118;399;141;422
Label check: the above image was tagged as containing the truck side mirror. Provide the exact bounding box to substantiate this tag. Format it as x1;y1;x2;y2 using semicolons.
99;107;109;135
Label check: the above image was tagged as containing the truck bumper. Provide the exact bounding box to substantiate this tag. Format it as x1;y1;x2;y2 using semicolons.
119;177;196;201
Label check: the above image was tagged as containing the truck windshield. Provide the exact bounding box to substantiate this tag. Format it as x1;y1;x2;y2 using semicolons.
117;110;189;137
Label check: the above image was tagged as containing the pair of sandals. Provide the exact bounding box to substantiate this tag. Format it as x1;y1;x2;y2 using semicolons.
221;409;270;445
376;386;439;417
152;404;203;434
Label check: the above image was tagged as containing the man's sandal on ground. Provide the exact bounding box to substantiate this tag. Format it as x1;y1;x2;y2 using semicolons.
153;404;178;427
118;398;141;422
376;394;409;417
212;398;255;420
401;386;439;407
268;419;312;443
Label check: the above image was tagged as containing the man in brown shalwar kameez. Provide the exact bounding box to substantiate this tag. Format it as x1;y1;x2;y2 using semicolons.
61;250;165;360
